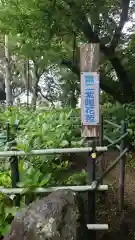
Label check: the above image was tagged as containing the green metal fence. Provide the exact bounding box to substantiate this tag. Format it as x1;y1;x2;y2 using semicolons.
0;117;130;238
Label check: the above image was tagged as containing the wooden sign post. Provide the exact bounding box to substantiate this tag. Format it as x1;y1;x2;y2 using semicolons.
80;43;100;239
80;44;100;138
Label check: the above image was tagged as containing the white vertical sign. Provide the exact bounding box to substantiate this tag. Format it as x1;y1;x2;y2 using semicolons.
81;72;99;126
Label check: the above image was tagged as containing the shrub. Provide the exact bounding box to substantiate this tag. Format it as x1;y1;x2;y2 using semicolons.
0;107;86;237
102;103;135;146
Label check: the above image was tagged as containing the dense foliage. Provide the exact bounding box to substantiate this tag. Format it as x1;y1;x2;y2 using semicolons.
0;103;134;236
102;103;135;146
0;107;86;237
0;103;134;235
0;0;135;106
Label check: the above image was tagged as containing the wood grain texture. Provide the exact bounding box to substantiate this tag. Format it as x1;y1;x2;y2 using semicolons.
80;43;100;138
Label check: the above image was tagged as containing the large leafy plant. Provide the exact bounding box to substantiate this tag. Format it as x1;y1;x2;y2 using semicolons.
0;170;19;236
0;107;86;237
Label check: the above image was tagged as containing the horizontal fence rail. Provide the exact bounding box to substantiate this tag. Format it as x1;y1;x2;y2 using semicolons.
0;184;108;194
104;135;120;150
0;147;108;157
104;120;121;129
107;132;128;149
0;136;7;139
87;224;109;230
94;147;128;189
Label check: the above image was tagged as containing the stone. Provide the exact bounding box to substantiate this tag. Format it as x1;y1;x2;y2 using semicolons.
7;190;89;240
3;233;9;240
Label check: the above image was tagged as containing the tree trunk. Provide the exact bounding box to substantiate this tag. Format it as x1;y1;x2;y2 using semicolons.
31;85;38;109
4;34;13;106
100;45;134;102
61;1;134;103
22;59;30;107
61;60;126;103
70;93;77;108
31;61;39;110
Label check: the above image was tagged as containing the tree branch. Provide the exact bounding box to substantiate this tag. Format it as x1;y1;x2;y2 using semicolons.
110;0;130;50
63;0;99;43
63;0;134;102
61;60;126;103
102;48;134;102
32;59;40;82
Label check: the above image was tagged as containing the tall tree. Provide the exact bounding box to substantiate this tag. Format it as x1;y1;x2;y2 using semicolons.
4;34;13;105
0;0;135;103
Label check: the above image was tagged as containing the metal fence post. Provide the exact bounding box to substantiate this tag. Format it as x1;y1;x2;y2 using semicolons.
99;115;106;203
10;155;20;206
7;123;20;207
87;140;96;240
99;115;104;180
6;123;10;142
120;120;127;210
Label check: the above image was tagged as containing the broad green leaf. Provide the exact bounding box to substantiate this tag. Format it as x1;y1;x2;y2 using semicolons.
60;140;69;147
39;173;52;186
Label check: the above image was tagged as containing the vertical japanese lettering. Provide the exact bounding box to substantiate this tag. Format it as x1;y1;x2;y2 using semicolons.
81;73;99;125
